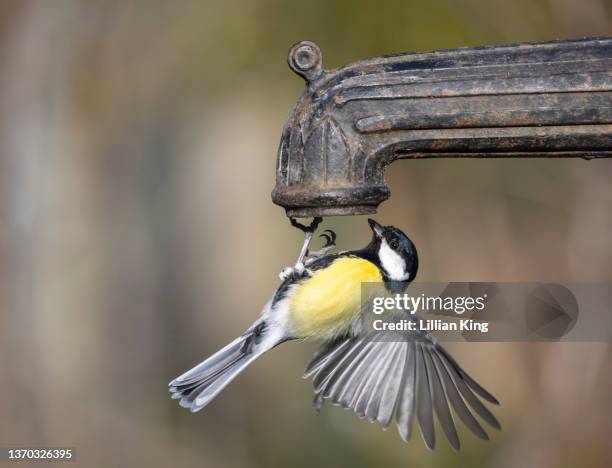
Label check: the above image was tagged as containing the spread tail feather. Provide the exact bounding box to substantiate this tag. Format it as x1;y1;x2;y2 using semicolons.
169;321;280;412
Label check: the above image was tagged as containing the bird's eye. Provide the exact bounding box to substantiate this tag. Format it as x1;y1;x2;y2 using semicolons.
389;238;399;249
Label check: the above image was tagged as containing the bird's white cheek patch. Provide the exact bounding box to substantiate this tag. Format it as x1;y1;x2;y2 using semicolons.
379;241;409;281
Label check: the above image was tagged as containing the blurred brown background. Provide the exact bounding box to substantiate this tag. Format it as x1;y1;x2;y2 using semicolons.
1;1;611;467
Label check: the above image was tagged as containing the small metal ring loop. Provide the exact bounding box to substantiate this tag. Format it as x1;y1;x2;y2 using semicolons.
288;41;323;82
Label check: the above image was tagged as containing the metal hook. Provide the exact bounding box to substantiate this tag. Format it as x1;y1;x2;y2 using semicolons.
290;216;323;233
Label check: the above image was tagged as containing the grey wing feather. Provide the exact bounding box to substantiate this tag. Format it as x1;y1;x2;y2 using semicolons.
423;345;459;450
375;342;407;429
304;333;500;450
312;336;369;393
303;336;352;379
416;342;435;449
435;347;502;431
430;351;489;440
395;341;416;441
355;341;398;419
327;341;381;407
436;345;500;405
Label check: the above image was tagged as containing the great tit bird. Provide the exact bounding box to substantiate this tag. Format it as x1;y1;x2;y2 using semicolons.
169;219;500;450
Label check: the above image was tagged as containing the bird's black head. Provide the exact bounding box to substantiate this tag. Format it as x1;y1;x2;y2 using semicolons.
366;219;419;284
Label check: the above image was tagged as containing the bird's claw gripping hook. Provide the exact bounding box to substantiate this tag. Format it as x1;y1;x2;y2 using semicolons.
305;229;337;264
319;229;336;247
279;217;328;281
290;217;323;267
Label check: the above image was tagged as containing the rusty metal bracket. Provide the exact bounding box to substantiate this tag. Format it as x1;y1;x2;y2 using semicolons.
272;37;612;217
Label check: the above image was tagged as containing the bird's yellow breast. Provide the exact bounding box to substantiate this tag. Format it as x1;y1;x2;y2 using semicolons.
288;256;382;338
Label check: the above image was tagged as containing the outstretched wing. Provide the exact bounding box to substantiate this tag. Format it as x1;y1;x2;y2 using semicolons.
303;332;500;451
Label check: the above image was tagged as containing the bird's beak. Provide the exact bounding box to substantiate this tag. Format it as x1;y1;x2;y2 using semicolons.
368;218;384;237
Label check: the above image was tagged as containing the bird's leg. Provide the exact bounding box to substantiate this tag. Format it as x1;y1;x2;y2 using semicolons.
305;229;337;265
279;217;323;281
295;231;314;266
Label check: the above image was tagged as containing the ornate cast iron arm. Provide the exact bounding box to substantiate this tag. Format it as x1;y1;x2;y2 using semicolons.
272;38;612;217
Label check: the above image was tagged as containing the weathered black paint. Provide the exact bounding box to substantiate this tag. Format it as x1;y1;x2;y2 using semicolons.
272;37;612;217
